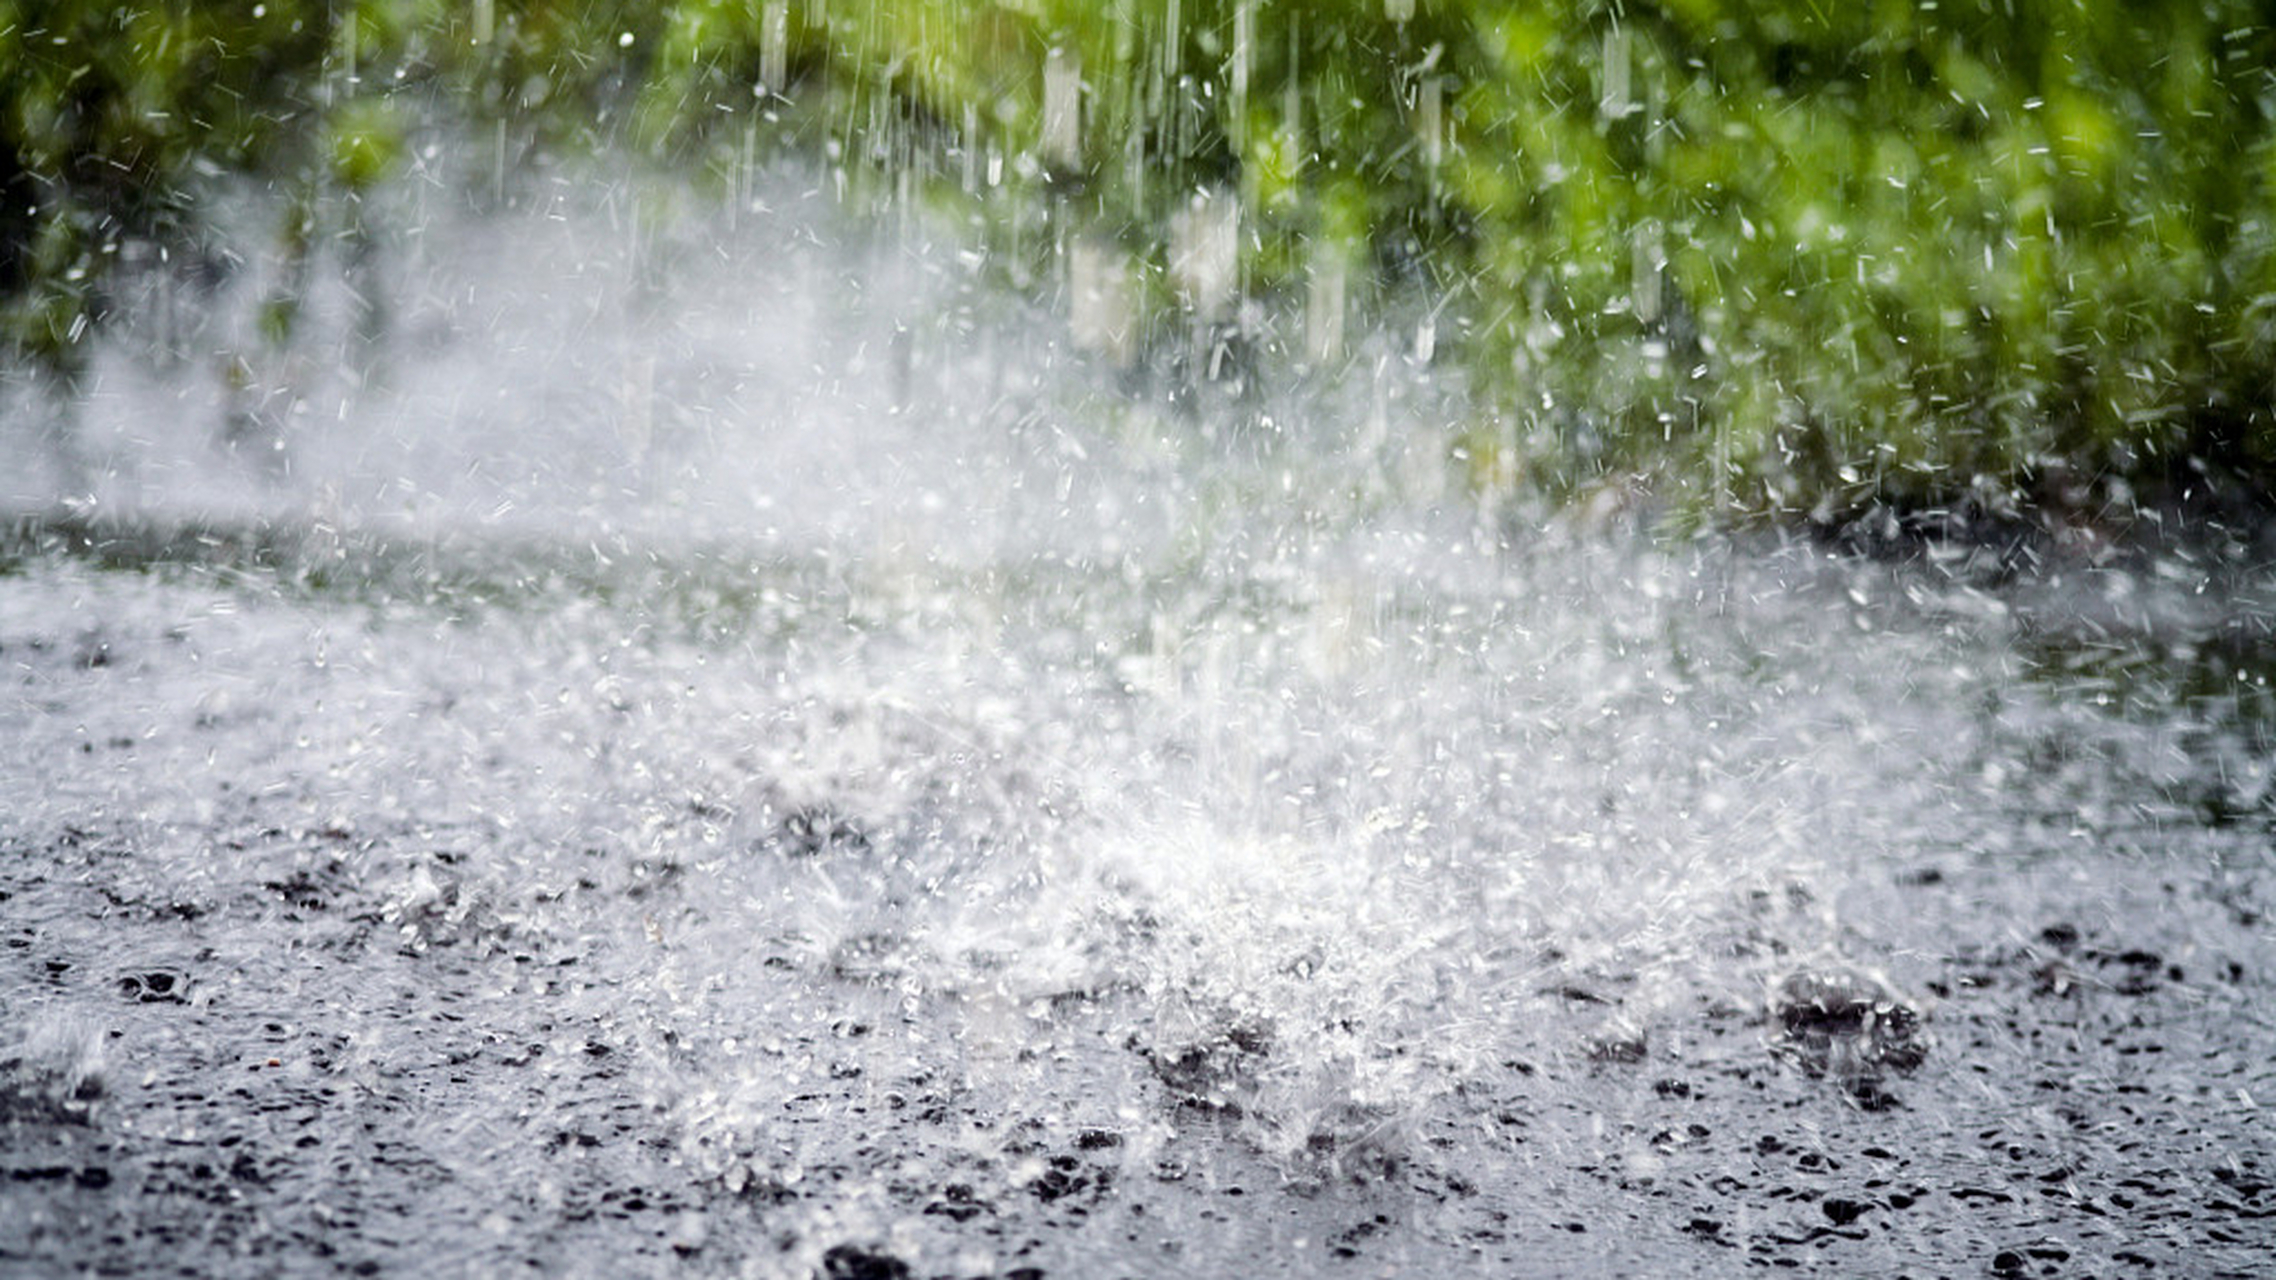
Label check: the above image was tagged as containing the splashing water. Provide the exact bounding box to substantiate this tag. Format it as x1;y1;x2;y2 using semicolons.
3;179;2272;1277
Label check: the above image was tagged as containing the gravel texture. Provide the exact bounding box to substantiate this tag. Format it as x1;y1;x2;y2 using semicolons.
4;518;2274;1278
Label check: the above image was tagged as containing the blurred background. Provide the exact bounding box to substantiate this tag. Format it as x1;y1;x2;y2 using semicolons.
8;0;2276;534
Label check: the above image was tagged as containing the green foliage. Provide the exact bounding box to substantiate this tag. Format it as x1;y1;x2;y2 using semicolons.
1430;0;2276;516
2;3;353;372
7;0;2276;520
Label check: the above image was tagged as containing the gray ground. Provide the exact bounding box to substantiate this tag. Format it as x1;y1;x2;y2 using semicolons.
4;517;2274;1279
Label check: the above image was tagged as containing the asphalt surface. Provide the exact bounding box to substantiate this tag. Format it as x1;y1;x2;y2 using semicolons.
4;518;2273;1278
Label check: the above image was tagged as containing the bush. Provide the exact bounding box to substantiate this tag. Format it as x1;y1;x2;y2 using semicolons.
7;0;2273;523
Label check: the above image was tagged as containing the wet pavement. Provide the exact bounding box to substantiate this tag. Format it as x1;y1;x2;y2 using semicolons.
4;513;2272;1277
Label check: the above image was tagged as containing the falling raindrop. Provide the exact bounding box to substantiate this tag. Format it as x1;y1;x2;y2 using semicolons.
3;6;2274;1277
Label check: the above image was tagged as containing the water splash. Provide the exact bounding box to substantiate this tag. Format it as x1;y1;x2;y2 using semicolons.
3;172;2272;1276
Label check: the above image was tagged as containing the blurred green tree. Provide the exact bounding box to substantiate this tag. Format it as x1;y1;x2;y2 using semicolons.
5;0;2273;525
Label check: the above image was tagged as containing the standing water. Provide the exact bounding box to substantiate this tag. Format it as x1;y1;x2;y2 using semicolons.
3;180;2273;1278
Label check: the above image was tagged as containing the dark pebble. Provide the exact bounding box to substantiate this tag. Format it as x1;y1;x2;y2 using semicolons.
1821;1198;1870;1225
821;1244;910;1280
118;971;187;1003
1771;970;1927;1083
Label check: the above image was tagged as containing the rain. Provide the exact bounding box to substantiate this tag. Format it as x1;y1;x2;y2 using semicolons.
4;3;2275;1276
